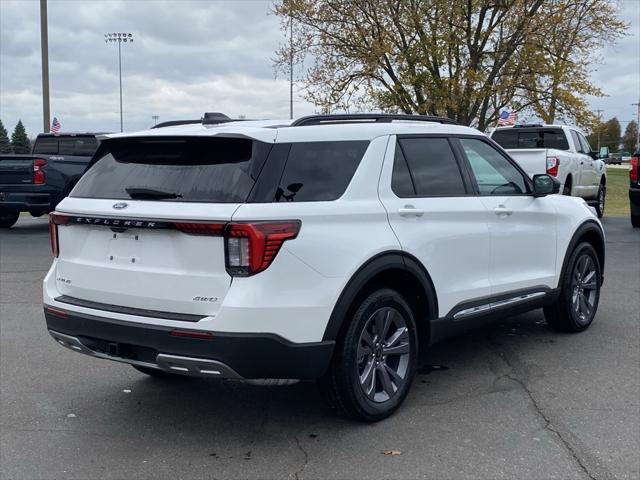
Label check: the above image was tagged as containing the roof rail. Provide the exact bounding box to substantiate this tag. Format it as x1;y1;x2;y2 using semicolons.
513;123;544;128
291;113;458;127
152;119;201;129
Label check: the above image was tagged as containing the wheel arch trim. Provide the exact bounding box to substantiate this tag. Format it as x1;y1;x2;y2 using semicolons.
559;220;605;287
322;251;438;342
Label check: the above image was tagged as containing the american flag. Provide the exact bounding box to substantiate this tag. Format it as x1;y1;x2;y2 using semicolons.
51;117;61;134
497;110;517;126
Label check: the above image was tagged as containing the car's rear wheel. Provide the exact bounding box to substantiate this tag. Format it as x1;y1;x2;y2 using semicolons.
319;288;418;422
0;210;19;228
544;242;601;333
594;183;605;218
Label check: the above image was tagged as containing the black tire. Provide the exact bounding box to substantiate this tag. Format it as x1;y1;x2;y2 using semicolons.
0;210;19;228
594;183;605;218
544;242;601;333
319;288;418;422
132;365;186;379
632;215;640;228
563;182;572;196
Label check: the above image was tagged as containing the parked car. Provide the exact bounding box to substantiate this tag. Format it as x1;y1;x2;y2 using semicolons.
44;114;605;421
490;124;607;217
621;151;632;163
630;151;640;228
607;152;623;165
0;133;104;228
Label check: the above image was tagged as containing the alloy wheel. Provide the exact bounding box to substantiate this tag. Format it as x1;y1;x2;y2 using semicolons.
357;307;411;403
571;254;598;324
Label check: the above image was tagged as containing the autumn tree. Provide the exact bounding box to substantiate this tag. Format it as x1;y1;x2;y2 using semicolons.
274;0;626;130
0;120;11;153
523;0;625;127
588;117;621;151
622;120;638;152
10;120;31;154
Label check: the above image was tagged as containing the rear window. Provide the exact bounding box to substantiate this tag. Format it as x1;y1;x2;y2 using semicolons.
275;141;369;202
71;137;271;203
492;128;570;150
32;136;99;156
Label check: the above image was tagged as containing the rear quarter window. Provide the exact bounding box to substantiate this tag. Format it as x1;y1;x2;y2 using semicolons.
275;141;369;202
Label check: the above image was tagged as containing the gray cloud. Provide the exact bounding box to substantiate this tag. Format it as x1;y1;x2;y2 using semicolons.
1;0;638;137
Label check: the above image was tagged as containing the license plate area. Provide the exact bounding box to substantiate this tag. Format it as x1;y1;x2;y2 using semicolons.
107;231;142;264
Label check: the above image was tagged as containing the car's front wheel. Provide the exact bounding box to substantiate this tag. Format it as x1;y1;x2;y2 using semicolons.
319;288;418;422
594;183;606;218
0;210;19;228
544;242;601;332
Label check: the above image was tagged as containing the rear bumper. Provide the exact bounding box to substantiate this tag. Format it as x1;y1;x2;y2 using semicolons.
0;187;53;211
44;307;334;379
630;187;640;215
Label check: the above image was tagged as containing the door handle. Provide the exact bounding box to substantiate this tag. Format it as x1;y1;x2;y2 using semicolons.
494;205;513;216
398;205;424;217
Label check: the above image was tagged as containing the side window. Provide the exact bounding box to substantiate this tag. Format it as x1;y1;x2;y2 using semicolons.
578;133;592;154
394;137;466;196
276;141;369;202
570;131;585;153
460;138;528;195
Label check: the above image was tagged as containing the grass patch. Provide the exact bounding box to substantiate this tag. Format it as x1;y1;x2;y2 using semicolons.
605;167;630;217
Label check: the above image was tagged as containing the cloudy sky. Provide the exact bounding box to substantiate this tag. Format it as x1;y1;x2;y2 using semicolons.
0;0;638;137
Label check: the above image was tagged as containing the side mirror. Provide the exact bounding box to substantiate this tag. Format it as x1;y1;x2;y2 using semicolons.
533;174;560;197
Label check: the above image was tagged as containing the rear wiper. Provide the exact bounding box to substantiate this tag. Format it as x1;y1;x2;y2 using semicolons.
125;187;183;200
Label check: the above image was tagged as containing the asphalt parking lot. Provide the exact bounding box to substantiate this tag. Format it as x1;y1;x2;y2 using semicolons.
1;216;638;480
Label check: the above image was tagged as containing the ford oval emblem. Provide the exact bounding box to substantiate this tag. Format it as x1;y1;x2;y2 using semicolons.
112;202;128;210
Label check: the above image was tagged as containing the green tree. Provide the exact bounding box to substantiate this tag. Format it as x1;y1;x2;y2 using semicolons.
274;0;627;130
622;120;638;152
10;120;31;154
601;117;621;150
0;120;11;153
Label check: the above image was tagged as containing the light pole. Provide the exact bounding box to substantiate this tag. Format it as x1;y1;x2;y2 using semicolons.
152;115;159;126
105;33;134;132
40;0;50;133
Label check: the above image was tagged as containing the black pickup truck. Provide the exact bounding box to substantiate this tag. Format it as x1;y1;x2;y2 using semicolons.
0;133;103;228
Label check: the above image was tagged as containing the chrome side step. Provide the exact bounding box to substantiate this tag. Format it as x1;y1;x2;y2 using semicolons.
48;330;242;379
453;291;547;320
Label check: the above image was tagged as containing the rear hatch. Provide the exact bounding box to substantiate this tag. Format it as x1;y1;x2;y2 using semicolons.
0;156;36;185
52;135;272;318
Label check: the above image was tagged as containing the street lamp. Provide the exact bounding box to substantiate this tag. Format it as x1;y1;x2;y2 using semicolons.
104;32;134;132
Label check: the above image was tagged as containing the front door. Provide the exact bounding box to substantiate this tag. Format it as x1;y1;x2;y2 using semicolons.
456;137;558;295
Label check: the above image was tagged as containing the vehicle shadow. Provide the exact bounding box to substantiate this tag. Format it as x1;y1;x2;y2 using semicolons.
73;309;557;441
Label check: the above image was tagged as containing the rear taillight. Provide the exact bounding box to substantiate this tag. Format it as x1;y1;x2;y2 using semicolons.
32;158;46;184
546;156;560;177
172;219;301;276
630;156;638;183
225;221;301;276
48;212;69;257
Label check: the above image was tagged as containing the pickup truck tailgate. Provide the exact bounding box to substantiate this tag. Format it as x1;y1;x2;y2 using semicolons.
0;156;34;184
504;148;547;178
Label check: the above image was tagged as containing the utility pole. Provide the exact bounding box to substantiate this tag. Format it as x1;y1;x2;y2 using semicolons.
40;0;50;133
595;109;604;152
289;18;293;120
633;102;640;150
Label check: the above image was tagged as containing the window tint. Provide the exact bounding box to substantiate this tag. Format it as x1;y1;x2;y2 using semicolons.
58;137;99;156
391;144;415;196
395;137;466;196
570;131;584;153
72;137;270;203
32;137;58;155
492;128;570;150
276;141;368;202
460;138;528;195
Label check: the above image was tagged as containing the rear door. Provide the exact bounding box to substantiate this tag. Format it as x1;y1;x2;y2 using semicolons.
52;136;271;318
456;137;557;294
379;135;491;317
569;130;597;197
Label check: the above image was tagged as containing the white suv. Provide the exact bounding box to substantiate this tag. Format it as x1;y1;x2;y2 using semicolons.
44;114;605;421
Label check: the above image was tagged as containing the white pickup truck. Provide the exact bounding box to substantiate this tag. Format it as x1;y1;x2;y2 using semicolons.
490;124;607;217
